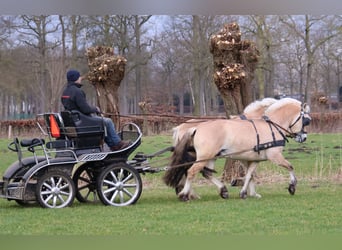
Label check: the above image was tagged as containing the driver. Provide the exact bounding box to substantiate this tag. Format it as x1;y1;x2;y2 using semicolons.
61;69;130;151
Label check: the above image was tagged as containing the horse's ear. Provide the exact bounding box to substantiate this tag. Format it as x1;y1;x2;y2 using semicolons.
303;103;310;113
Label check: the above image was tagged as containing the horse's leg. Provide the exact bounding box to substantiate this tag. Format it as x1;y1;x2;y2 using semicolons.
248;177;261;198
268;153;297;195
240;162;258;199
178;174;200;200
201;160;228;199
178;161;207;201
175;174;186;194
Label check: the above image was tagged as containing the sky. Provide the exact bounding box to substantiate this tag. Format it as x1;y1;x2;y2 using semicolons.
1;0;342;15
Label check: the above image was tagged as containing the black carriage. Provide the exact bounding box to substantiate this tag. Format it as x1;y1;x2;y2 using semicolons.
0;111;154;208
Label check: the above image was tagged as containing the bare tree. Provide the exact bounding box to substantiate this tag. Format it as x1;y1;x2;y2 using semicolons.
16;15;61;113
279;15;341;104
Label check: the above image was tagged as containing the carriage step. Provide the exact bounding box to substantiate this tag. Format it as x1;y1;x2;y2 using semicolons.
78;153;108;162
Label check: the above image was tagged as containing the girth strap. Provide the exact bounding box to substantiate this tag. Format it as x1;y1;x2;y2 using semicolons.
253;140;286;152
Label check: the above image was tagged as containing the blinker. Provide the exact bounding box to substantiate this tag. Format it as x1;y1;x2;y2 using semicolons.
302;116;311;127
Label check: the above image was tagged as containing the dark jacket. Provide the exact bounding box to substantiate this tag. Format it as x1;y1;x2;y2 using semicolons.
61;82;97;115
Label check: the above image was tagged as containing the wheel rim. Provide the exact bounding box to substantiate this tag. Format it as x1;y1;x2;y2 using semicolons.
74;165;98;203
37;173;75;208
98;164;142;206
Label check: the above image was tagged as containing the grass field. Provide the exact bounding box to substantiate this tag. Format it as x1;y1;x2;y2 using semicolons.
0;133;341;236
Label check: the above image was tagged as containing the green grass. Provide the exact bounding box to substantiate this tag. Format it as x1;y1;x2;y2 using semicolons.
0;133;341;236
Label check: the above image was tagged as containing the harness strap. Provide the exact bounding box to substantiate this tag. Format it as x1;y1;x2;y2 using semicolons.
262;115;291;141
248;117;287;154
248;120;261;153
239;114;247;120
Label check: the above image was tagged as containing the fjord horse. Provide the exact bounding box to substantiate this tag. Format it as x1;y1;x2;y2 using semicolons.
164;98;311;201
168;97;278;198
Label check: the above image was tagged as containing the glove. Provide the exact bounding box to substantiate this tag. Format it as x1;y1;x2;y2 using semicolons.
95;106;102;115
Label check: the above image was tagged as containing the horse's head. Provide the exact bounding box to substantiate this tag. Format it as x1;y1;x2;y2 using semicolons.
264;98;311;143
289;102;311;143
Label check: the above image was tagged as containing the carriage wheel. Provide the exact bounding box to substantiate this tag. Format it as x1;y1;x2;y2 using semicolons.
36;170;75;208
96;163;142;207
73;163;99;203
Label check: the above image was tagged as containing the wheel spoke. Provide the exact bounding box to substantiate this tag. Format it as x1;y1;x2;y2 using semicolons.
50;177;56;186
78;183;91;190
56;177;63;186
59;183;70;190
57;194;65;203
59;190;70;196
118;169;125;181
110;171;119;182
78;176;91;183
122;188;133;198
119;191;125;203
122;173;133;183
43;182;52;190
44;194;53;203
53;196;57;207
41;190;52;195
103;179;115;186
110;190;119;202
103;186;117;194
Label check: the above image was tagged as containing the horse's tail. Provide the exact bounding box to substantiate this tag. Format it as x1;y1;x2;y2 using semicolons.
163;127;197;188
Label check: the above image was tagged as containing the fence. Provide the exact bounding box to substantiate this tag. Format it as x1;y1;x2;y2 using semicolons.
0;112;341;139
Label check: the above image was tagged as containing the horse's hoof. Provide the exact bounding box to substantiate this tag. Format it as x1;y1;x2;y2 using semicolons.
240;190;247;199
178;194;190;202
288;184;296;195
220;186;229;199
230;179;238;186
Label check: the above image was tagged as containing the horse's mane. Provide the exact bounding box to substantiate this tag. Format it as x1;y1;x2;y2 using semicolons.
264;98;301;114
243;97;278;115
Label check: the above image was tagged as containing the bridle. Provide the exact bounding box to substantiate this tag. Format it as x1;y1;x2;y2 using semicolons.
263;108;311;140
289;110;311;131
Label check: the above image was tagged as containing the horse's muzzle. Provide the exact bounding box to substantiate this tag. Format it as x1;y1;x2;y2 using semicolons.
294;132;307;143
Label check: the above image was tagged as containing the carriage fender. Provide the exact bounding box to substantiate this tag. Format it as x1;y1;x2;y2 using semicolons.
21;157;77;188
3;156;49;180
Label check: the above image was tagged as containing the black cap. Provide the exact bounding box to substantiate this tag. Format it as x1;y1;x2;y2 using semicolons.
67;70;80;82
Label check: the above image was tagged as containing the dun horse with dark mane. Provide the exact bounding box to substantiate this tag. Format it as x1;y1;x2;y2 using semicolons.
164;98;311;201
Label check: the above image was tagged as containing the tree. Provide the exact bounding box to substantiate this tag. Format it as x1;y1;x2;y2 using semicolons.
279;15;341;104
16;15;61;112
210;22;259;184
86;46;127;127
210;22;259;116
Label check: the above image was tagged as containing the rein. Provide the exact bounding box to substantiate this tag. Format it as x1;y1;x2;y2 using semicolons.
162;147;257;170
262;115;297;139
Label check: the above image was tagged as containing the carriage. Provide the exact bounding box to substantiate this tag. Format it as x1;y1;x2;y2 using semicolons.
0;98;311;207
0;110;161;208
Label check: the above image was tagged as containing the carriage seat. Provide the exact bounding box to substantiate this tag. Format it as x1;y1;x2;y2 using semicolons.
60;110;105;149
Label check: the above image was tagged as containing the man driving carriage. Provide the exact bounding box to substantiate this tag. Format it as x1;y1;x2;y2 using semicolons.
61;69;130;151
